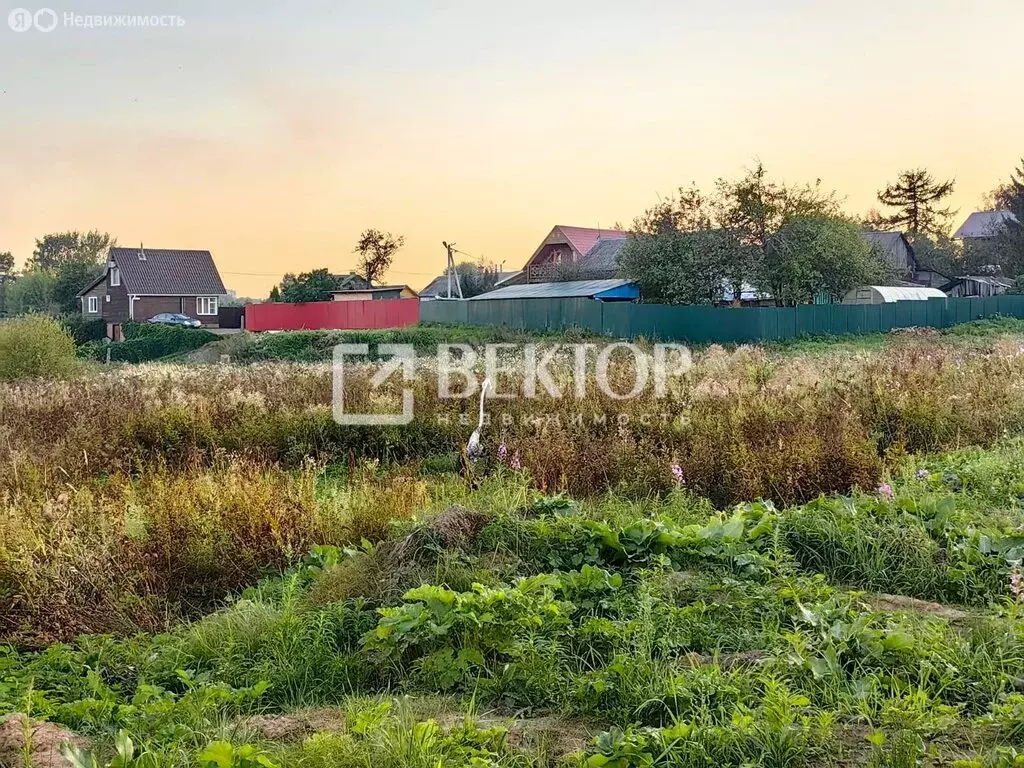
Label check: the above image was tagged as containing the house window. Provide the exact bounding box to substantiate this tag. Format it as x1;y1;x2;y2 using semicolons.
109;267;120;287
87;296;98;313
196;296;218;316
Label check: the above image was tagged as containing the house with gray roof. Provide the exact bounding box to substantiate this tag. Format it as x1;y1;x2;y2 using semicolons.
77;245;226;337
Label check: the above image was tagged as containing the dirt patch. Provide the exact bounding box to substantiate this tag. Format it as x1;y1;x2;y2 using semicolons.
0;714;85;768
242;708;346;742
868;594;969;622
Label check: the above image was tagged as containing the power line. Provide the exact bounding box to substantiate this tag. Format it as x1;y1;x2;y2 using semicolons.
219;268;439;277
452;248;484;262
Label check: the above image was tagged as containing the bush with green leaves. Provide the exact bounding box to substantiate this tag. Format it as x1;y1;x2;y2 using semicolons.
0;313;80;380
86;321;219;363
60;314;108;345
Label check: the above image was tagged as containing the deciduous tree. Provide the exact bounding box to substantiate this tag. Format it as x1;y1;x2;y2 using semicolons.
760;216;891;305
28;230;112;271
275;269;343;303
27;231;114;314
6;270;58;315
618;164;870;305
354;229;404;285
0;251;14;316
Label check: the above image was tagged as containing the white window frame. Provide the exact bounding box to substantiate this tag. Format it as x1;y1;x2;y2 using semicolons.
109;266;120;287
196;296;218;316
87;296;99;313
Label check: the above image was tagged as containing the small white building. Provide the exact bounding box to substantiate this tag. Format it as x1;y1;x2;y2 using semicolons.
842;285;946;305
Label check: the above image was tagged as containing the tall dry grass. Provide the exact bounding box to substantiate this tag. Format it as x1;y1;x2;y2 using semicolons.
4;343;1024;504
0;458;429;644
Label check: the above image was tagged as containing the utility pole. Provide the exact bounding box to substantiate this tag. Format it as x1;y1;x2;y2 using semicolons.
441;241;464;299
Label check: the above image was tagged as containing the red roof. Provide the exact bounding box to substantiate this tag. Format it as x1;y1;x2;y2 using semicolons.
556;225;627;258
524;225;627;268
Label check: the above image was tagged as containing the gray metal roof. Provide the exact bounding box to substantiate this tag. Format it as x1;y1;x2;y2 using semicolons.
468;278;635;300
953;211;1019;239
420;270;521;297
952;275;1014;288
109;247;226;296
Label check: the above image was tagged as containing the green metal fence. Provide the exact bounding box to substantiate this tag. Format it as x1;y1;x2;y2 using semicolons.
420;295;1024;343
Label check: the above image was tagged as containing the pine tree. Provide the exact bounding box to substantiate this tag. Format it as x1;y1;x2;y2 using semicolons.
875;169;955;238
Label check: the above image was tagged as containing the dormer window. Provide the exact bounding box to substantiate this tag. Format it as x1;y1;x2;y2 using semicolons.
109;266;121;287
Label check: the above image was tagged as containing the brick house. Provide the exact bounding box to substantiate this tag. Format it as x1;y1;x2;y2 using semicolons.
77;246;226;339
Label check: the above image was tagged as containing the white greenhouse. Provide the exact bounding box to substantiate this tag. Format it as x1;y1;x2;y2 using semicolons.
841;285;947;305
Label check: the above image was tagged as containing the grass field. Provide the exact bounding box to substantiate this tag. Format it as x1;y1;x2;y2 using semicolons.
5;321;1024;767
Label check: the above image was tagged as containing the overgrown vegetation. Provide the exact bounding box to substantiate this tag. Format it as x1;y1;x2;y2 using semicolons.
6;329;1024;766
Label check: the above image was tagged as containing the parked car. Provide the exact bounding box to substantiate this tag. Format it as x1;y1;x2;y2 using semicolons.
148;313;202;328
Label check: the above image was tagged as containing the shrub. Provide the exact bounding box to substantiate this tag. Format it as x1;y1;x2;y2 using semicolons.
90;321;219;363
231;324;571;363
0;314;79;381
60;314;107;345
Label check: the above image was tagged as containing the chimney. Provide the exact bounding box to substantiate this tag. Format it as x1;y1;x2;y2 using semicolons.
138;242;147;261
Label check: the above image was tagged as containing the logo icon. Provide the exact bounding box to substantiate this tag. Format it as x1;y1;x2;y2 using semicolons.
33;8;57;31
8;8;33;31
333;343;415;425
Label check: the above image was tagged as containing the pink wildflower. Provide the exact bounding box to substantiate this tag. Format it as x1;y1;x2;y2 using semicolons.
877;483;894;500
671;463;685;487
497;442;508;461
917;469;929;480
509;453;522;471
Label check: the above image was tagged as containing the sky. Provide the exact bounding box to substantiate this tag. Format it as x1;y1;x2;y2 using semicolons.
1;0;1022;297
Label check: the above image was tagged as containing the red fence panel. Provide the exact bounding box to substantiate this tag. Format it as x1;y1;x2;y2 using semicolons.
245;298;421;331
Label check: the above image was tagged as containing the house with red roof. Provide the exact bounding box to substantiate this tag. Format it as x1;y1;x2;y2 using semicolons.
517;225;628;284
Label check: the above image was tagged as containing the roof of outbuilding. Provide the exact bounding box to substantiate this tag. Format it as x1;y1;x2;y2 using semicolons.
580;237;628;272
106;247;226;296
420;271;521;297
946;275;1014;288
953;210;1019;239
330;284;417;295
862;230;917;270
468;278;637;300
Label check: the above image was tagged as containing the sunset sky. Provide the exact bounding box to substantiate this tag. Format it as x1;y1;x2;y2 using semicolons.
1;0;1022;296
